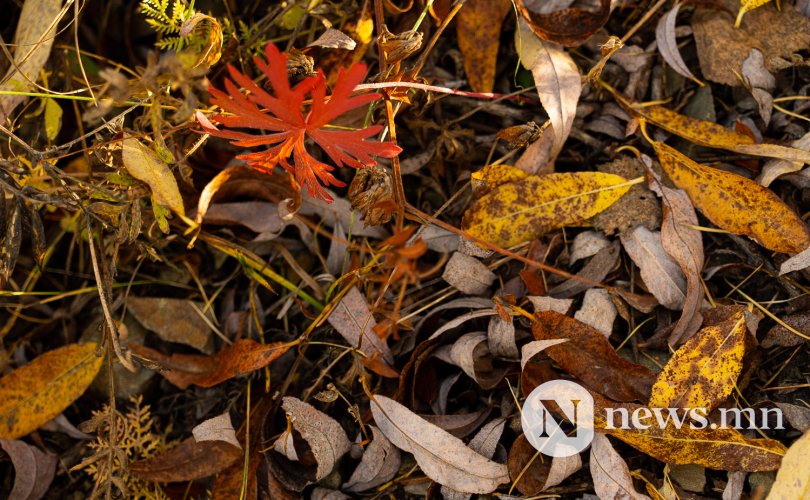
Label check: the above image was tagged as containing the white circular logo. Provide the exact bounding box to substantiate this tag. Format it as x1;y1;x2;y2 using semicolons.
521;380;594;457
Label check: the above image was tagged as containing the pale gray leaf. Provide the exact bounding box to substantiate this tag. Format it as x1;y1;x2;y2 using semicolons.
621;227;686;310
442;253;496;296
520;339;568;370
655;4;700;83
192;412;240;449
343;425;401;492
281;397;351;481
327;287;394;365
487;315;519;359
574;288;617;337
590;433;651;499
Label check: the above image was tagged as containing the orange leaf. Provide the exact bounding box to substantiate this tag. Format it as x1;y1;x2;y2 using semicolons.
654;141;810;254
130;340;293;389
0;343;103;439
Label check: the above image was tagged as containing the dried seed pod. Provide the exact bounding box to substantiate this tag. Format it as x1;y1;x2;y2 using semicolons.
496;122;542;149
378;26;423;66
349;167;396;226
285;48;316;83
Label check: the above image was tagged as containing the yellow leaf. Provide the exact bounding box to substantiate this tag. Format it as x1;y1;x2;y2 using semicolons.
462;172;640;248
735;0;772;27
121;136;185;217
0;343;103;439
44;97;62;141
767;430;810;499
470;164;529;196
456;0;512;92
649;306;746;410
654;141;810;254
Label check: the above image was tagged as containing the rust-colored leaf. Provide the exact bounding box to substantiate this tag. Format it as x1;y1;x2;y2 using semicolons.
456;0;511;92
532;311;656;402
462;173;640;248
0;343;103;439
130;438;242;482
515;0;611;47
649;306;747;411
653;141;810;254
129;339;293;389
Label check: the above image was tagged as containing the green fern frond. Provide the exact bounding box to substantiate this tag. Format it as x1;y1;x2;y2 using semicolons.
138;0;200;52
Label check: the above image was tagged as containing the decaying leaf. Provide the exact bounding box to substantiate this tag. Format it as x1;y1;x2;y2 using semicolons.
649;306;747;410
735;0;772;27
516;20;582;161
327;286;396;374
621;227;686;310
462;173;639;248
515;0;611;47
121;135;186;217
192;412;241;449
487;315;519;359
343;425;401;492
126;296;214;353
573;288;617;337
441;417;507;500
0;343;103;439
0;439;57;500
655;3;701;85
654;141;810;254
0;0;63;120
433;331;507;389
370;395;510;493
130;436;241;482
129;339;292;389
532;311;656;402
471;164;529;197
442;252;497;295
594;393;786;472
590;433;651;499
456;0;511;92
758;131;810;187
281;397;351;481
647;170;705;344
767;430;810;498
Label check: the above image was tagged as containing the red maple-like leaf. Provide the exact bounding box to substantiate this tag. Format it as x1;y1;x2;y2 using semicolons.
196;43;402;202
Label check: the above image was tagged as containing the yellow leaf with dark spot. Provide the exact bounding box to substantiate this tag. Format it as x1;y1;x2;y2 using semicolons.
462;172;640;248
654;141;810;254
650;306;746;410
593;393;786;472
471;164;529;196
457;0;512;92
0;343;103;439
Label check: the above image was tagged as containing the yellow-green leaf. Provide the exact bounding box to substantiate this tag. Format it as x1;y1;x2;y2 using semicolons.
649;306;746;410
0;343;104;439
44;98;62;141
654;141;810;254
470;164;529;196
462;172;640;248
121;136;185;217
768;430;810;499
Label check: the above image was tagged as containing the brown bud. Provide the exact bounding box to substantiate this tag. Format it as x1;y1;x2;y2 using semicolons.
378;26;423;66
349;167;396;226
496;121;542;149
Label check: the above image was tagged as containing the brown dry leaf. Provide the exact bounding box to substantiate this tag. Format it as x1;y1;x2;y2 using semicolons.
570;230;610;265
590;433;651;499
121;135;186;217
308;28;356;50
441;417;507;500
741;49;775;125
761;312;809;347
487;315;519;359
0;439;57;500
126;296;214;353
527;296;574;315
130;437;242;482
129;339;292;389
649;306;746;410
758;131;810;187
0;343;103;439
655;3;702;85
0;0;63;120
545;454;582;489
549;241;621;298
327;286;396;374
594;394;786;471
515;0;611;47
456;0;511;92
279;397;351;481
442;253;497;296
648;172;705;344
692;0;810;86
768;431;810;500
515;125;556;175
735;0;773;28
193;412;240;449
462;173;639;248
723;471;747;500
370;394;509;493
420;409;493;439
532;311;656;402
573;288;617;337
621;227;686;310
506;433;552;495
343;425;401;492
516;20;581;161
653;141;810;254
434;331;507;389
